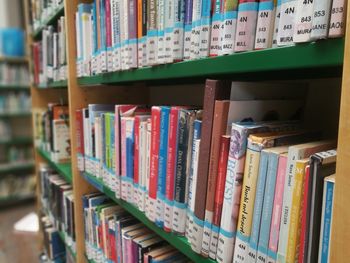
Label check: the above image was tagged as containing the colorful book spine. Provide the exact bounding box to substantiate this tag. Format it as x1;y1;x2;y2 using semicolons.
100;0;108;72
190;0;202;59
220;0;239;55
234;0;259;52
155;107;170;228
271;0;281;47
183;0;194;60
120;117;128;200
172;109;195;235
199;0;212;57
149;107;161;222
102;113;110;185
128;0;138;68
266;153;287;263
328;0;346;38
106;0;114;72
209;135;230;260
147;0;158;65
286;159;309;263
134;116;142;206
209;0;223;56
164;0;175;62
157;0;166;64
310;0;332;40
173;0;185;61
293;0;314;43
318;175;335;263
137;0;144;67
247;150;270;263
277;0;297;46
109;114;116;191
111;0;121;71
146;120;153;219
254;0;276;49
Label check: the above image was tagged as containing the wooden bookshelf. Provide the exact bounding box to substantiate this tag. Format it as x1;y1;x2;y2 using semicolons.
24;0;350;262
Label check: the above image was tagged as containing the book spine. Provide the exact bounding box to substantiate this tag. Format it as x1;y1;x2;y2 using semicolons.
164;0;175;62
120;117;128;200
142;0;148;66
128;0;138;68
172;110;191;235
137;0;143;67
164;107;180;232
147;0;158;65
310;0;332;40
76;110;85;172
138;120;148;212
328;0;346;38
100;0;108;72
106;0;114;72
267;154;287;263
254;0;275;49
103;114;109;184
202;101;230;257
126;119;135;203
173;0;185;61
247;150;270;263
157;0;166;64
256;152;280;263
233;140;264;263
112;0;122;71
134;116;141;205
209;135;230;260
318;178;335;263
156;107;170;228
293;0;314;43
115;107;121;199
220;0;239;55
145;120;152;219
183;0;194;60
149;107;161;222
271;0;281;47
277;0;297;46
234;0;259;52
110;115;116;190
190;0;202;59
298;166;310;263
286;161;308;263
199;0;212;57
210;0;223;56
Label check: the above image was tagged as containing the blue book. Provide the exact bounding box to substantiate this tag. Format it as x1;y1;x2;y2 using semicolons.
156;107;171;227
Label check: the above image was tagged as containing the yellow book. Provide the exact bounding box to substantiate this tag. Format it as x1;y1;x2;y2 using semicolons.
286;158;309;263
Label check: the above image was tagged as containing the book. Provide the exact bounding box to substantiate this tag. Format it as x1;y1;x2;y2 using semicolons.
328;0;347;38
310;0;333;40
190;0;202;59
293;0;314;43
184;0;194;60
234;0;259;52
147;0;158;66
220;0;239;55
318;174;335;263
157;0;166;64
277;0;297;46
209;0;224;56
277;140;335;263
173;0;185;61
254;0;276;49
165;0;176;62
271;0;281;47
199;0;212;57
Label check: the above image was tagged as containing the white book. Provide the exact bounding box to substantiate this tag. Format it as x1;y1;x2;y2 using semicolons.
199;0;212;58
293;0;314;43
276;141;335;263
190;0;202;59
111;0;121;71
328;0;346;38
145;121;152;219
94;116;102;178
122;0;130;70
272;0;281;47
138;121;148;212
254;1;276;49
157;0;166;64
183;0;193;60
164;0;175;62
310;0;332;40
277;0;297;46
220;5;238;55
209;0;222;56
173;0;185;61
147;0;158;66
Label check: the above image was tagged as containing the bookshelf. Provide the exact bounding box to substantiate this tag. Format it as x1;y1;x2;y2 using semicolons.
24;0;350;263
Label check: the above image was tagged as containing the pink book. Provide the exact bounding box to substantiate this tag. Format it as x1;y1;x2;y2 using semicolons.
267;153;288;262
120;117;128;200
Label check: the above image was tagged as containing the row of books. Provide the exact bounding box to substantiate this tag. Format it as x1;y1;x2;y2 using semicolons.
32;16;67;86
75;0;346;76
40;164;76;255
30;0;64;32
83;192;189;263
0;63;29;86
5;146;34;164
0;174;35;198
33;103;71;163
75;80;337;263
0;92;31;114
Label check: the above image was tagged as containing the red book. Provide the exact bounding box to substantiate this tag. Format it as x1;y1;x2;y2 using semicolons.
105;0;112;48
212;135;230;226
298;165;310;263
134;116;141;185
75;109;84;156
149;107;161;200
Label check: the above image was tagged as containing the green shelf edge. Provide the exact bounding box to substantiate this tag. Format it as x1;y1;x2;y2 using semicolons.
33;4;65;40
36;148;72;184
82;172;215;263
0;85;30;90
0;194;35;204
0;137;33;145
58;231;77;259
78;38;344;86
0;112;31;118
0;162;34;174
36;80;68;89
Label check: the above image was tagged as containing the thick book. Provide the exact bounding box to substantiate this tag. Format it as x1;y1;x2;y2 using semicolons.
328;0;346;38
277;141;335;263
254;0;276;49
147;0;158;66
199;0;212;58
157;0;166;64
209;0;223;56
277;0;297;46
164;0;175;62
190;0;202;59
183;0;194;60
220;0;239;55
310;0;332;40
173;0;185;61
293;0;314;43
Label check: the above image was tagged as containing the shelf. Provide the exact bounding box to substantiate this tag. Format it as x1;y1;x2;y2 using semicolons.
58;231;76;259
33;4;65;40
36;148;72;184
0;112;31;118
82;172;215;263
0;162;34;174
78;38;344;86
0;84;30;90
36;80;68;89
0;56;28;64
0;194;35;205
0;137;33;145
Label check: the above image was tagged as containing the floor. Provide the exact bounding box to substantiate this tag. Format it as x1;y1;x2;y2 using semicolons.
0;201;39;263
